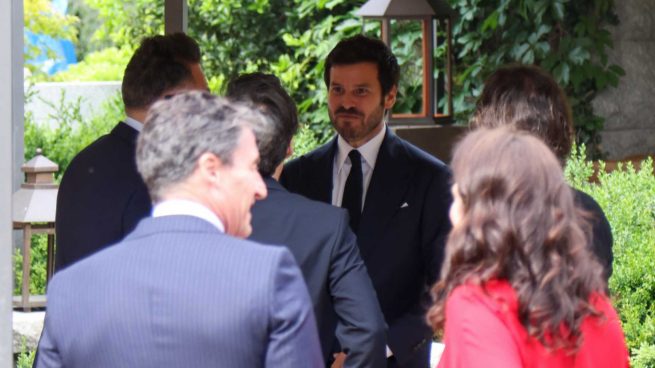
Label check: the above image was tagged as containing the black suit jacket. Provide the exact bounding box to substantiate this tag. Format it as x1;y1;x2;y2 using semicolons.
55;122;151;271
573;188;614;280
281;128;452;368
249;177;386;368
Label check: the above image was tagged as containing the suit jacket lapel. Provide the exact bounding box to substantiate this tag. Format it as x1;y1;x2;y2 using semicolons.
358;128;411;245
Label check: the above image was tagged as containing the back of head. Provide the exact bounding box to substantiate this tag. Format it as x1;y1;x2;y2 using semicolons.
136;91;266;202
471;64;573;160
226;73;298;177
122;33;202;109
324;35;400;97
429;127;604;350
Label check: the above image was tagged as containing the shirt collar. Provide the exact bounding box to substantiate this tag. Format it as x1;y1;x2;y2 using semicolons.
124;116;143;132
336;124;386;170
152;200;225;233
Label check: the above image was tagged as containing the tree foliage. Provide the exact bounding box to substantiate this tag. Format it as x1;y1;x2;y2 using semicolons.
78;0;622;151
82;0;366;143
24;0;79;74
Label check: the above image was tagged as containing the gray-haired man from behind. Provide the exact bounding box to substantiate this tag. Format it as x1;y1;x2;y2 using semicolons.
227;73;386;368
36;91;324;368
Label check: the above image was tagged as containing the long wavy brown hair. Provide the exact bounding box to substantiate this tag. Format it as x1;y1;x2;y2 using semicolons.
427;127;605;351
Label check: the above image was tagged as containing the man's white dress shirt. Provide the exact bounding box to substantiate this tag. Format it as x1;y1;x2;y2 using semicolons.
152;199;225;233
332;125;386;209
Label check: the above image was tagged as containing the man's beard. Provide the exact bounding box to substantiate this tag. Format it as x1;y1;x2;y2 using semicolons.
329;103;386;144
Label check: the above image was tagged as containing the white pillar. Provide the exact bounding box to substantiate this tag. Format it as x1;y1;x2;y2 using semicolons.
0;0;23;365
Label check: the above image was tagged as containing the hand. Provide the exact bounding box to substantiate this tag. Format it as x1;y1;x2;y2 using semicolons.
330;352;347;368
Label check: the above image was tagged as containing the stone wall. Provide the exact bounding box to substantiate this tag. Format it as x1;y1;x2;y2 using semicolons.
593;0;655;159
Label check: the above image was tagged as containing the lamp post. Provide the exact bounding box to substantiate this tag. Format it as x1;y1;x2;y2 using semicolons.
357;0;456;125
12;149;58;311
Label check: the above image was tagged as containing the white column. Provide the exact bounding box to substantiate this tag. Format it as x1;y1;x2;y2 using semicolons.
0;0;23;365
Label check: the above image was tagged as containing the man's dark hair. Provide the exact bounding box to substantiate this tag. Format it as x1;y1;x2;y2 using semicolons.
471;64;574;161
324;34;400;97
122;33;202;109
226;73;299;177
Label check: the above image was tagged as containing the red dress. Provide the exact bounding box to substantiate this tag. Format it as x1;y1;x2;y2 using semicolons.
438;280;630;368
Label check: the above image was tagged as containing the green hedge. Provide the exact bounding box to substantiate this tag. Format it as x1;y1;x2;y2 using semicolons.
566;146;655;367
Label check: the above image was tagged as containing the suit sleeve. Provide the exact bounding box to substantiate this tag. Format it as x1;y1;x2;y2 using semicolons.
438;287;522;368
329;213;387;368
34;280;64;368
266;248;325;368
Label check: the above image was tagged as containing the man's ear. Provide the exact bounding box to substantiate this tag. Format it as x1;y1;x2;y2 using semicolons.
286;141;293;159
197;152;224;184
383;85;398;110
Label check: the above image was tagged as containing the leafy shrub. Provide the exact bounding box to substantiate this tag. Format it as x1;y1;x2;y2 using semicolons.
566;146;655;363
48;47;132;82
632;344;655;368
15;337;36;368
24;86;123;181
13;234;49;296
291;123;324;159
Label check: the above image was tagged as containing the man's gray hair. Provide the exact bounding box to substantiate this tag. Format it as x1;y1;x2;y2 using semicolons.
136;91;272;202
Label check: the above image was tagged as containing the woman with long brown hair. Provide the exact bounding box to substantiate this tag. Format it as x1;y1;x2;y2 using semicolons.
428;127;628;367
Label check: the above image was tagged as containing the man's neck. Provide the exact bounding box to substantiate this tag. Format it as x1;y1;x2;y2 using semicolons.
271;164;283;181
125;108;148;124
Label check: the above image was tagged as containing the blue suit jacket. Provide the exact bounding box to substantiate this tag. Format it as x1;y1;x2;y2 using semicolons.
55;122;151;271
37;215;323;368
249;177;386;367
281;128;452;367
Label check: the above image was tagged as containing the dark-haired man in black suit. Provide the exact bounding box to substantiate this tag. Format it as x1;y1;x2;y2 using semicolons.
281;35;452;368
55;33;209;271
227;72;386;368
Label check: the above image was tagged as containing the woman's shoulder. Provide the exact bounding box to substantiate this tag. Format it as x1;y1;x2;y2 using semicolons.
448;280;519;315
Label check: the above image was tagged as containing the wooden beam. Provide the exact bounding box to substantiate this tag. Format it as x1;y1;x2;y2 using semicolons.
165;0;188;34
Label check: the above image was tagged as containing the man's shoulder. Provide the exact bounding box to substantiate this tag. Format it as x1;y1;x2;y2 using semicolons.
64;123;134;171
60;216;291;275
272;187;344;214
387;133;451;179
60;122;142;189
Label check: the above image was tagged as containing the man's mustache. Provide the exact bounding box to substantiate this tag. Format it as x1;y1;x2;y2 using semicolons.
335;107;364;117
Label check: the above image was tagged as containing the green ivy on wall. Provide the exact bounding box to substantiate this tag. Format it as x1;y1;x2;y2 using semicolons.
448;0;624;157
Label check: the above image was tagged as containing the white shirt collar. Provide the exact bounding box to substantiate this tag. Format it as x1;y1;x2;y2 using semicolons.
124;116;143;132
335;123;386;172
152;199;225;233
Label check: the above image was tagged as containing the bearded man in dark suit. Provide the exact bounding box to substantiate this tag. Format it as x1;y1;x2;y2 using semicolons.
227;72;386;368
281;35;452;368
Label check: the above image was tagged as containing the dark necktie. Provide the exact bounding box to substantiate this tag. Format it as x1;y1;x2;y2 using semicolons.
342;150;363;232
